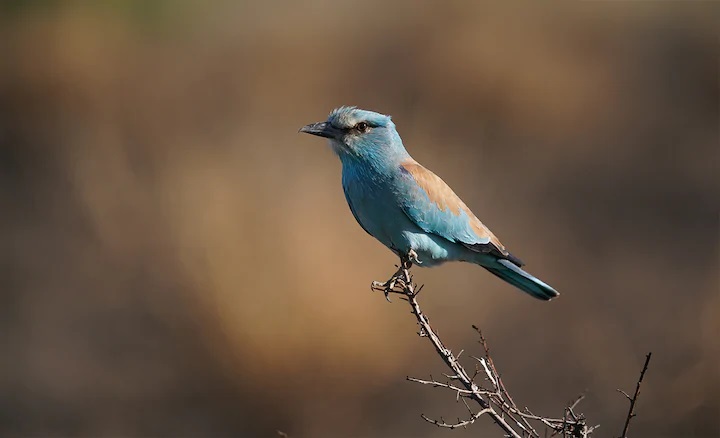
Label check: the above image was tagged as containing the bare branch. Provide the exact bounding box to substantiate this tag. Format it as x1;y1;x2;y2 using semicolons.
420;408;492;429
616;389;632;402
406;376;494;397
372;258;650;437
569;393;586;412
618;352;653;438
372;260;524;438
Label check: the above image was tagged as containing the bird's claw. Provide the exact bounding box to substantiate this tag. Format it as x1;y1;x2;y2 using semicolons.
371;250;420;302
371;279;397;302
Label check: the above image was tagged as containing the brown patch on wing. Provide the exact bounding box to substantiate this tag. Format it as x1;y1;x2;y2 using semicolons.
400;160;508;254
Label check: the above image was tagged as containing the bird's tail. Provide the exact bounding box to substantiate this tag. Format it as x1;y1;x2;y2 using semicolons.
483;259;559;301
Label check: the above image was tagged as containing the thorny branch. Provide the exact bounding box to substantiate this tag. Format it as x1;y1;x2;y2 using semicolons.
371;258;651;437
617;353;652;438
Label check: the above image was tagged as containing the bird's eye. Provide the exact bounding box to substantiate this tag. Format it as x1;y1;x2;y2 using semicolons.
355;122;368;133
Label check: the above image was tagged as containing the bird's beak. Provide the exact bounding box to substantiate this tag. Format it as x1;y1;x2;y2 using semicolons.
299;121;341;139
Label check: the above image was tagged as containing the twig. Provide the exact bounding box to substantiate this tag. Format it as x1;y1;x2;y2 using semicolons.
372;260;523;438
568;394;586;412
420;408;492;429
406;376;494;397
617;352;652;438
372;258;646;437
406;286;523;436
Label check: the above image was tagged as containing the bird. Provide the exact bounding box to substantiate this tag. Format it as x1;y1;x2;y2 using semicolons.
300;106;558;301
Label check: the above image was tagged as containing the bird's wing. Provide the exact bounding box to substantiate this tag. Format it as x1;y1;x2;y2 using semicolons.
398;160;523;266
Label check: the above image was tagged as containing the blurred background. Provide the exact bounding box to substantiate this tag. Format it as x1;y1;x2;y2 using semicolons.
1;1;718;437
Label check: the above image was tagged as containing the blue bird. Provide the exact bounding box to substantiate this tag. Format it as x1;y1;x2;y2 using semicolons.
300;106;558;301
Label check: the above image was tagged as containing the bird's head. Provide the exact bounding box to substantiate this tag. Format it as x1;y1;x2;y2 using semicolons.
300;106;409;164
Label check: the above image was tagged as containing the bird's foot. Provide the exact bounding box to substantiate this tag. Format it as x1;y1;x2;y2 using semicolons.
371;266;405;302
371;277;399;302
371;251;416;302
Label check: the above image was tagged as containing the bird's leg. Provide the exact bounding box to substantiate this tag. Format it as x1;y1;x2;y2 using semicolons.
371;250;419;302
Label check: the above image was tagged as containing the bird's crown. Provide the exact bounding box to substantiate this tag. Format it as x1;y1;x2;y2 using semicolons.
327;106;393;131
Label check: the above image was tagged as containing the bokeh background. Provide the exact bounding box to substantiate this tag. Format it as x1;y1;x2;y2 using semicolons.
1;1;718;437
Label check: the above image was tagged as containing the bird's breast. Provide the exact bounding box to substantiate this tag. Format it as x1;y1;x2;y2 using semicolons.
341;165;409;250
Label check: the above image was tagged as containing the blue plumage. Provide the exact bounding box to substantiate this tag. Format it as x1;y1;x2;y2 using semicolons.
300;106;558;300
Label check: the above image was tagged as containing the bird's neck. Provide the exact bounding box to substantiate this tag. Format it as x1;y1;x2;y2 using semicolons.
339;147;410;179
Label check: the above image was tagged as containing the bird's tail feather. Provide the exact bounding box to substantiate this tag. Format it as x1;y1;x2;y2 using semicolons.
484;259;559;301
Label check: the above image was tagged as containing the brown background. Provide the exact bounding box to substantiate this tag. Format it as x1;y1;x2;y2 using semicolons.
1;1;718;437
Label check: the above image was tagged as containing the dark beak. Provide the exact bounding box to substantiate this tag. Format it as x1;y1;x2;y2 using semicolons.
299;122;341;139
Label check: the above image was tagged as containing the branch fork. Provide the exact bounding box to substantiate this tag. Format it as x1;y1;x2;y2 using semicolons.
369;255;649;437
